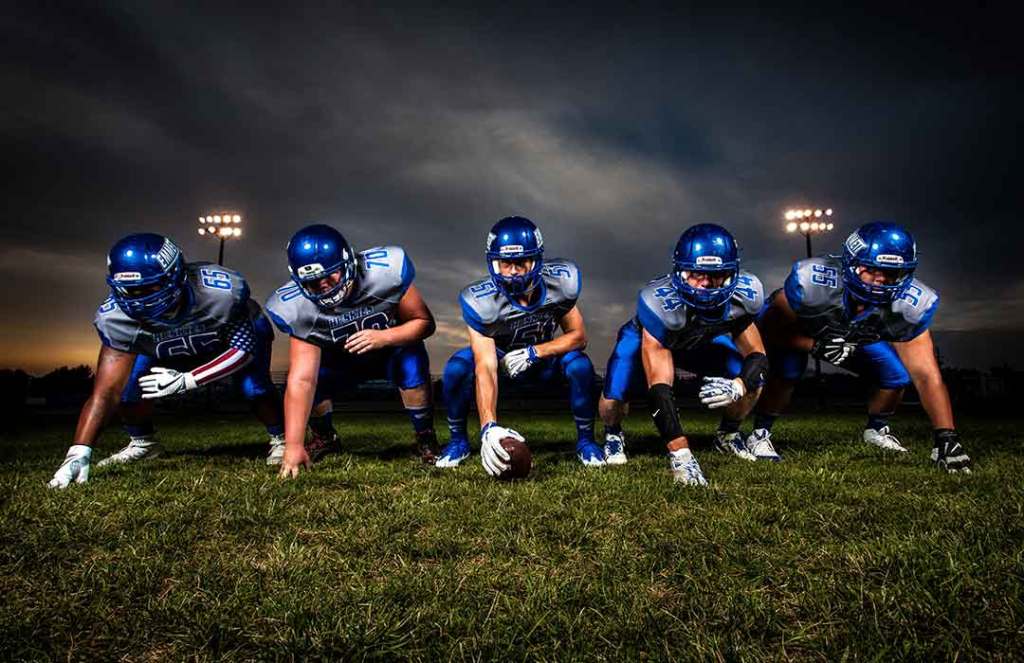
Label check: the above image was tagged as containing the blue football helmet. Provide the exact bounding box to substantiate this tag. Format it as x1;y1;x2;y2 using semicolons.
671;223;740;310
486;216;544;298
286;224;358;308
842;221;918;304
106;233;189;321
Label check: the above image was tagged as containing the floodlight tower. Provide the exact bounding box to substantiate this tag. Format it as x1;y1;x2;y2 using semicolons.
197;212;243;265
784;207;836;396
784;207;834;259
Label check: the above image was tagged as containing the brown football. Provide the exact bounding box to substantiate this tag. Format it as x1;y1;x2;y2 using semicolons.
497;437;532;480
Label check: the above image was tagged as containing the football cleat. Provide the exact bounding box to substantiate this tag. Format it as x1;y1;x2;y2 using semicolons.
744;428;782;462
435;439;471;468
576;440;606;466
669;448;708;486
266;434;286;466
96;437;163;467
604;432;627;465
305;428;341;463
932;430;972;473
713;431;757;461
415;430;440;465
862;426;908;453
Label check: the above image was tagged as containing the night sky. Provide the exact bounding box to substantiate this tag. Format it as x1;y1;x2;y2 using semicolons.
2;3;1020;374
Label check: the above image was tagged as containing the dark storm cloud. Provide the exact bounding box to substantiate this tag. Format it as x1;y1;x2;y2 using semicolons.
1;2;1020;372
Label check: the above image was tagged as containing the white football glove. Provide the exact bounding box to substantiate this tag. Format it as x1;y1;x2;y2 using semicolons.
139;367;198;399
699;377;746;409
480;422;524;477
48;444;92;489
811;337;857;366
500;346;538;379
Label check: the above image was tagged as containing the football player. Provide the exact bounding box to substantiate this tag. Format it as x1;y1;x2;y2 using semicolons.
753;221;971;472
598;224;769;485
48;233;284;488
436;216;601;474
266;224;438;478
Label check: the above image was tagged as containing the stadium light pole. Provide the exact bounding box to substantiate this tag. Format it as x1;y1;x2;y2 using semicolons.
197;212;243;266
784;207;835;403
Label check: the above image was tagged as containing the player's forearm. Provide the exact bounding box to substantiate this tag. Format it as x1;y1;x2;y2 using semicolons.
71;389;121;445
914;374;955;429
534;329;586;358
383;317;435;346
284;379;316;449
474;363;499;427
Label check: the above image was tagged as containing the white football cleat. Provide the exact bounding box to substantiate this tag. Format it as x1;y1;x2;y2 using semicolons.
603;433;627;465
266;434;286;465
669;448;708;486
862;426;908;453
713;431;756;461
96;437;163;467
745;428;782;462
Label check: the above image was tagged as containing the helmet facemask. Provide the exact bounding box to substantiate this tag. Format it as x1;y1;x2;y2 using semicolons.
107;251;189;321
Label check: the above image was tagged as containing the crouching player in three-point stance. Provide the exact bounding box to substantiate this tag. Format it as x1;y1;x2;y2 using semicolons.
266;224;439;479
754;221;971;472
599;224;770;485
49;234;285;488
437;216;602;474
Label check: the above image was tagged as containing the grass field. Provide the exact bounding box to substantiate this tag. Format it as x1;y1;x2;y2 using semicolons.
1;408;1022;660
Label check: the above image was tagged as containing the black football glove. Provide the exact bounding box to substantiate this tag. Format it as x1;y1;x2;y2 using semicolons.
810;337;857;366
931;429;972;473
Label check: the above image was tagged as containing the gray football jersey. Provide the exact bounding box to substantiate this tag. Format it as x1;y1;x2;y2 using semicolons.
783;256;939;343
94;262;259;358
459;258;581;351
635;270;764;351
265;245;414;347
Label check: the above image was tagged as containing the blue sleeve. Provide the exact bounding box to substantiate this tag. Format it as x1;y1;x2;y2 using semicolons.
783;263;804;313
399;252;415;295
460;293;488;335
266;308;294;335
636;294;669;346
908;292;939;339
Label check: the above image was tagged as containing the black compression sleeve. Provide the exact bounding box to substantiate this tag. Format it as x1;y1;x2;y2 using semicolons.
648;383;683;442
738;352;769;392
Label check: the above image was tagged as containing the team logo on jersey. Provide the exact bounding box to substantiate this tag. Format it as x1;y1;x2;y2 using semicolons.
695;256;723;266
113;271;142;282
155;239;180;270
296;263;326;278
499;245;524;256
845;232;868;255
875;254;904;266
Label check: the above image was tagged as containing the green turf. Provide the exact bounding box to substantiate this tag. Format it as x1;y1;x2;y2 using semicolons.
1;410;1022;660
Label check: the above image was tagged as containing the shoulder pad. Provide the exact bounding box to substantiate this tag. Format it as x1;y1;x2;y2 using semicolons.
264;280;317;338
541;258;582;301
784;257;842;313
459;278;501;333
187;262;250;305
636;275;686;344
93;297;138;351
892;278;940;337
357;246;414;302
732;270;765;316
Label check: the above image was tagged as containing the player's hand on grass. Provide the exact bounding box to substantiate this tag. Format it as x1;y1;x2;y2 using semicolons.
48;445;92;489
480;422;522;476
139;367;198;399
344;329;389;355
500;346;538;378
278;445;312;479
699;376;746;409
811;337;857;366
931;429;972;473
